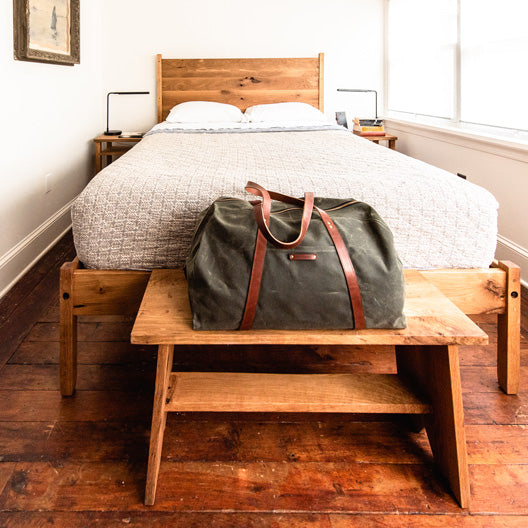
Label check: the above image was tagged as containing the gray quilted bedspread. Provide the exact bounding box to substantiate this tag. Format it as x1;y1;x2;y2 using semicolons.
72;128;498;270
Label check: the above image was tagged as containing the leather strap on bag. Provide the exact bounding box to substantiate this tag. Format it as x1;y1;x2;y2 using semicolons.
239;227;268;330
315;206;366;329
246;181;314;250
239;182;365;330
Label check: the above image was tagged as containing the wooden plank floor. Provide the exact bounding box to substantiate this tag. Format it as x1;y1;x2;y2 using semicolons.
0;231;527;526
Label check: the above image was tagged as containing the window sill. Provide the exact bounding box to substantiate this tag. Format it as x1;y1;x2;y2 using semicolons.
383;117;528;164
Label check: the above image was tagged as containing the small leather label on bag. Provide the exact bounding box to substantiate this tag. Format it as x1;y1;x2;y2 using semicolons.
289;254;317;261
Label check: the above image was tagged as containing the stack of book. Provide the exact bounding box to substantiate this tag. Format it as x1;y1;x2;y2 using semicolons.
119;132;144;138
353;118;385;136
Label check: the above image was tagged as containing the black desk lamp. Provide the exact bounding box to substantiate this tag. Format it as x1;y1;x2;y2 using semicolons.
105;91;150;136
337;88;380;124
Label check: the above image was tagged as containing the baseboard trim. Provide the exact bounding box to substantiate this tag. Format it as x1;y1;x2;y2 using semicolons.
0;198;76;298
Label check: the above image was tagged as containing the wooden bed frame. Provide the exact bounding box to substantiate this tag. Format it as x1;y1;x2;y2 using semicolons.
59;54;520;396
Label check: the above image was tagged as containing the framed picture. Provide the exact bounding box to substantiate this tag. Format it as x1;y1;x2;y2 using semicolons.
13;0;80;66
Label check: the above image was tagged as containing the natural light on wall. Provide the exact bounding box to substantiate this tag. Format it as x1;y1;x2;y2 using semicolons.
387;0;528;139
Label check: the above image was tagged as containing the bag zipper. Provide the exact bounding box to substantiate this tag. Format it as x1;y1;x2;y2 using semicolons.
272;200;359;215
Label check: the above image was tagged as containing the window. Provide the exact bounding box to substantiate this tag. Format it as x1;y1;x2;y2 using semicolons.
460;0;528;132
387;0;528;136
387;0;457;120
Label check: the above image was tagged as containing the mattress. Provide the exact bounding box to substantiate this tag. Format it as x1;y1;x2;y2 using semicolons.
72;125;498;270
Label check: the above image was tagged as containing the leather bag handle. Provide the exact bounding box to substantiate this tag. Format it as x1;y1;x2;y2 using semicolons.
245;181;314;250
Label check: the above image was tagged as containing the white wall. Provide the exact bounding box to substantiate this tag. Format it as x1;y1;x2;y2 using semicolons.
0;0;103;295
385;120;528;283
100;0;385;132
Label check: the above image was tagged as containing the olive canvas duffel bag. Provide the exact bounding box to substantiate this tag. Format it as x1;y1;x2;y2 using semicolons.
186;181;406;331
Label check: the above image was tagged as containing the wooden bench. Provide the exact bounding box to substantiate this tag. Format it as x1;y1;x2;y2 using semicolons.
131;269;488;508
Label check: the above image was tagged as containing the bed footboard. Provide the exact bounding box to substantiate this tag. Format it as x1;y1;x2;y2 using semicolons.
59;259;521;396
421;261;521;394
59;258;150;396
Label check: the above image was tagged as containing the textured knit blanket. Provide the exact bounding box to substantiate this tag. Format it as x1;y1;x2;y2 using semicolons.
72;127;497;270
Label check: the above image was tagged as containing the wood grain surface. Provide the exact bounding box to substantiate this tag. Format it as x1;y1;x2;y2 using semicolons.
131;269;488;346
0;231;527;524
166;372;431;414
156;55;324;121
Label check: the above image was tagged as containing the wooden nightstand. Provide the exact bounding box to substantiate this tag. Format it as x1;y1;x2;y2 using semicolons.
93;135;143;174
354;132;397;150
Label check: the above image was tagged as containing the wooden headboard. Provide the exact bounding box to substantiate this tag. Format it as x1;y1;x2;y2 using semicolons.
156;53;324;123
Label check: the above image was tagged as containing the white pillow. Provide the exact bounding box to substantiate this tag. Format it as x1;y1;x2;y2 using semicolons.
244;102;327;123
166;101;244;123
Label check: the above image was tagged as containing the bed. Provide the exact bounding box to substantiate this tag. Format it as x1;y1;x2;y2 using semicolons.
60;54;520;396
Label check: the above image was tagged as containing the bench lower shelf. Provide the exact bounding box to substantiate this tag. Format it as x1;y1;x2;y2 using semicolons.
166;372;432;414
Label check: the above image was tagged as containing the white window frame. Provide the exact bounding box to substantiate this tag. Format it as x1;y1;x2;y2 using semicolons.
383;0;528;145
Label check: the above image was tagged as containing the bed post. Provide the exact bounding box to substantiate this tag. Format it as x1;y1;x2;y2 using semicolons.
318;52;324;112
157;54;163;123
494;260;521;394
60;258;79;396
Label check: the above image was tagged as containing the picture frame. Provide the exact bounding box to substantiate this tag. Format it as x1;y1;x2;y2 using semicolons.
13;0;80;66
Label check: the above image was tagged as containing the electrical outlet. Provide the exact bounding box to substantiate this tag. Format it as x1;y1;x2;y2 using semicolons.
45;173;53;194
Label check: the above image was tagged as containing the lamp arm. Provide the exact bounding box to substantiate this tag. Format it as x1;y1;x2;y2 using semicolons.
104;91;150;136
337;88;378;120
106;92;111;134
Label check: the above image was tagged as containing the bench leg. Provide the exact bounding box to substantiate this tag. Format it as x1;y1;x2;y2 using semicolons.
396;344;470;508
60;260;79;396
145;344;174;506
495;261;521;394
